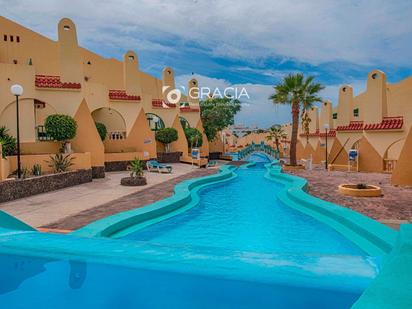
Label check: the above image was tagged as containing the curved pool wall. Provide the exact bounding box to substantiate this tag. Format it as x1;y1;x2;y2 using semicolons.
264;163;397;256
73;165;238;238
75;157;396;257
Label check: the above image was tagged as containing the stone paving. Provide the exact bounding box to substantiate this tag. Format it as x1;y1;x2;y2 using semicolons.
43;168;217;231
286;165;412;229
0;163;212;228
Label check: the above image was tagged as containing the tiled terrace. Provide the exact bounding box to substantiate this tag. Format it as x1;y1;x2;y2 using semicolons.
42;168;217;231
286;165;412;229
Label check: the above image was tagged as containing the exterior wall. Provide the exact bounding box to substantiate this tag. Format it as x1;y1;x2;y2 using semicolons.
7;152;91;174
290;71;412;179
0;16;206;176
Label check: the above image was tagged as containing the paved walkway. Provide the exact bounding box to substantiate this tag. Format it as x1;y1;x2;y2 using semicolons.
43;168;217;231
0;163;215;228
286;165;412;229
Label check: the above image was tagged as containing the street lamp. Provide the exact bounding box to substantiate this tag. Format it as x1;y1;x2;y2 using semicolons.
324;123;329;170
10;84;23;179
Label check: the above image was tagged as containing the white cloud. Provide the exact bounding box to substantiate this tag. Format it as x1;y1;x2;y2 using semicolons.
176;74;291;127
1;0;411;65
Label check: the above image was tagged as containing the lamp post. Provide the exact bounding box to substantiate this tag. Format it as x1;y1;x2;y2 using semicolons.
324;123;329;170
10;84;23;179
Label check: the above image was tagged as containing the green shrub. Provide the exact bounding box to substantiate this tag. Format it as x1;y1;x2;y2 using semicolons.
31;164;42;176
45;114;77;147
155;128;178;152
184;127;203;148
46;153;74;173
0;126;17;158
95;122;107;141
128;158;144;178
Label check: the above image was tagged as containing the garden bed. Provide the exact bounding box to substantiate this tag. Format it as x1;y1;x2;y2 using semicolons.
0;169;92;203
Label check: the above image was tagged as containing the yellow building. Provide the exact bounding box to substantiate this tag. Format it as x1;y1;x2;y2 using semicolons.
292;70;412;185
0;16;207;180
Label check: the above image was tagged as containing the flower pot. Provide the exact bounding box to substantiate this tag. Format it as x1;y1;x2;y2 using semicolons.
120;176;147;186
338;184;382;197
64;142;72;154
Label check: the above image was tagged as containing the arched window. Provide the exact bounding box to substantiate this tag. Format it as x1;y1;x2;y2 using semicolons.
179;116;190;130
146;113;165;131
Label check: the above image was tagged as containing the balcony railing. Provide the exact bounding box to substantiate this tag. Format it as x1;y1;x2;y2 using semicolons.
36;125;53;141
384;159;397;173
108;131;126;140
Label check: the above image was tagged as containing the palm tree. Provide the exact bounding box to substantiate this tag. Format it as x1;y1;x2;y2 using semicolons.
266;126;286;157
269;73;324;165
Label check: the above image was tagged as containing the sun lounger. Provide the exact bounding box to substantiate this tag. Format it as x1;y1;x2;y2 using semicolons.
147;160;173;173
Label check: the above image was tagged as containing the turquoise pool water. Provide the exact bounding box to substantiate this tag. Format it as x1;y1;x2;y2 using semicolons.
0;251;377;308
0;153;379;308
123;153;365;255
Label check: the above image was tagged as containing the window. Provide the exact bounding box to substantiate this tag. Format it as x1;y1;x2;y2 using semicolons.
128;55;135;61
16;36;20;43
3;35;7;41
179;117;190;130
353;108;359;117
146;113;165;131
332;113;338;119
63;25;71;31
10;35;14;42
371;73;378;79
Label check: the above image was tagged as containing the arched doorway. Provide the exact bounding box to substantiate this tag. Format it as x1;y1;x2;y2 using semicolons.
0;98;57;142
384;138;405;172
146;113;165;131
179;116;190;130
91;107;126;140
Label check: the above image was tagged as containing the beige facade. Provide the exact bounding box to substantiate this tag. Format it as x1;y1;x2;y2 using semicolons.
291;70;412;185
0;16;207;179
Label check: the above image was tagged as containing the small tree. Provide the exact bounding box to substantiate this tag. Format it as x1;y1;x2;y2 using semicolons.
0;126;17;158
266;126;287;158
128;158;144;178
155;128;178;152
95;122;107;141
184;127;203;148
45;114;77;151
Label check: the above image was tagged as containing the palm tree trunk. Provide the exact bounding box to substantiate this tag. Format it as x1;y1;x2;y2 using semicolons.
275;138;280;152
290;102;300;165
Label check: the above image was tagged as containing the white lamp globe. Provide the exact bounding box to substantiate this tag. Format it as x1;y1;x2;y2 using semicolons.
323;123;330;130
10;84;24;96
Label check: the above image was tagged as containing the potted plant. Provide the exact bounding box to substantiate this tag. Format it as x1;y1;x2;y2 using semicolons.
155;128;181;163
44;114;77;153
46;153;74;173
121;158;147;186
184;127;203;149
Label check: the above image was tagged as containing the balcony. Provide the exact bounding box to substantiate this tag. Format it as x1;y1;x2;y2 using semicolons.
319;130;337;137
108;131;126;140
35;75;81;90
336;121;364;132
109;90;141;102
364;116;404;131
152;99;176;108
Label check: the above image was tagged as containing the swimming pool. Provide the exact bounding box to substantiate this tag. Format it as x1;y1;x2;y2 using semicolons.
123;154;365;255
0;152;399;308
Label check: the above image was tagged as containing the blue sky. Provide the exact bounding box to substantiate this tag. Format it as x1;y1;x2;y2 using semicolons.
2;0;412;127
